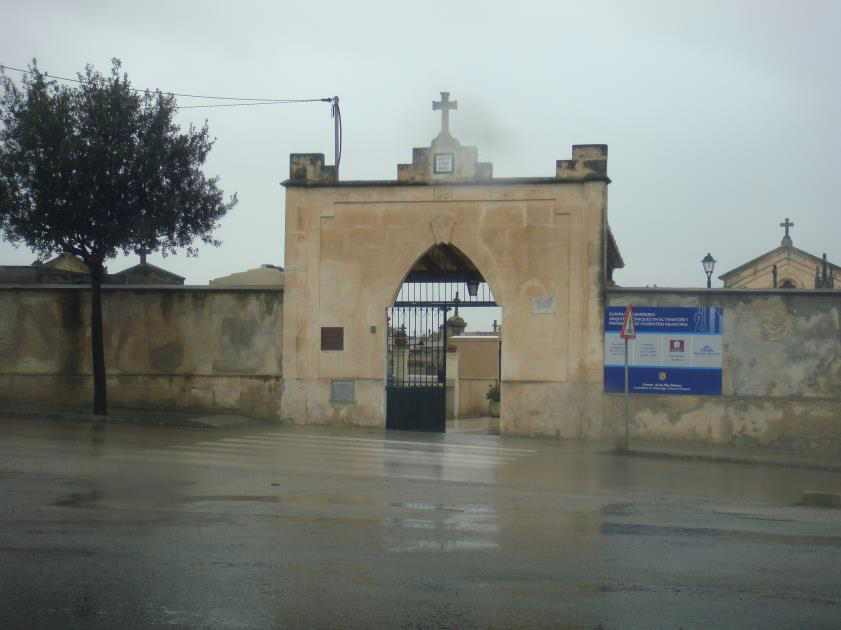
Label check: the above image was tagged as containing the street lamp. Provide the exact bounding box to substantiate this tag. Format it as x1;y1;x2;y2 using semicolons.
702;253;716;288
465;279;479;298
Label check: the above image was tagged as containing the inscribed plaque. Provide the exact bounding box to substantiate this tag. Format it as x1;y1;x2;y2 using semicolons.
531;297;556;314
331;380;354;404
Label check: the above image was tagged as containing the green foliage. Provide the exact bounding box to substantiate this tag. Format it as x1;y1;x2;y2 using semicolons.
0;59;236;415
0;59;236;266
486;383;500;402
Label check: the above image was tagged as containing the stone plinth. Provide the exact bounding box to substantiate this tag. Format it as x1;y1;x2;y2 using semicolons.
445;351;460;419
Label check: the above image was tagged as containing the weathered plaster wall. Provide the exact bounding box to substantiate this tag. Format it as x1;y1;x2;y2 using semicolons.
452;336;499;417
0;286;283;419
605;288;841;453
458;378;497;417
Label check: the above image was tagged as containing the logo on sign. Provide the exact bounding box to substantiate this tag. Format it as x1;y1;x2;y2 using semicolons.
669;340;685;352
693;344;721;357
658;372;667;381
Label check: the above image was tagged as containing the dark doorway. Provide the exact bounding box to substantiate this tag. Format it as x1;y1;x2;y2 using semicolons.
385;244;497;433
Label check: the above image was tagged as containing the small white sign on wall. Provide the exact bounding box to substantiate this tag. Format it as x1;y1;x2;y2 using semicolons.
532;296;556;314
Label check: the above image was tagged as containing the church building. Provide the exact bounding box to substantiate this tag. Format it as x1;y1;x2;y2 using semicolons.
718;218;838;289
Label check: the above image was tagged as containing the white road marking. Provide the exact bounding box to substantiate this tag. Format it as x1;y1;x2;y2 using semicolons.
97;430;535;482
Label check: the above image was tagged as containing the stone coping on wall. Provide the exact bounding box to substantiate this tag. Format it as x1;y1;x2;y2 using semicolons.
282;175;611;188
0;284;284;293
607;286;840;296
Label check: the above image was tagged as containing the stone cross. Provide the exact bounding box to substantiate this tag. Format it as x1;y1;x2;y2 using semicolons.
780;217;794;246
433;92;458;136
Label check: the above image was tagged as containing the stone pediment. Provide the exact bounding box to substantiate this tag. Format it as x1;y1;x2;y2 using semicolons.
719;245;838;289
397;132;493;182
43;252;89;274
282;93;609;188
210;265;284;287
397;91;493;182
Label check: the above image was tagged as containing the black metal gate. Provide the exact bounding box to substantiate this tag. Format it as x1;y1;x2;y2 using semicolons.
385;244;496;433
385;302;449;432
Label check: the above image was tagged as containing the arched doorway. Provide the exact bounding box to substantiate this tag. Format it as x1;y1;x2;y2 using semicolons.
386;243;498;432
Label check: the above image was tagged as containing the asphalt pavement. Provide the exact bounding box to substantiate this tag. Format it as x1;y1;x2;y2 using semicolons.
1;412;840;629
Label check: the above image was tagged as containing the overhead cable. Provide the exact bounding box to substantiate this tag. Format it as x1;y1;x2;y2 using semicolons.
0;63;326;105
1;62;343;172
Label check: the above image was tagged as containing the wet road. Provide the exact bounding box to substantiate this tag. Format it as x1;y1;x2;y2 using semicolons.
1;418;840;629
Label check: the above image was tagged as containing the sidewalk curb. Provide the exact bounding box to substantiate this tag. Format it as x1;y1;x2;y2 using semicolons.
0;408;259;429
615;446;841;473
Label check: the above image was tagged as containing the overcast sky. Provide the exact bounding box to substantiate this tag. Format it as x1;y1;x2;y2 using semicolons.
2;0;839;290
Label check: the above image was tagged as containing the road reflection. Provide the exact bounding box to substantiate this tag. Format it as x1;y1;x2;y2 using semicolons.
383;503;499;553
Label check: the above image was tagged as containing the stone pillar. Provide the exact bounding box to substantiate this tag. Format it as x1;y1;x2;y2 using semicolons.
392;347;410;382
445;314;466;338
445;350;460;419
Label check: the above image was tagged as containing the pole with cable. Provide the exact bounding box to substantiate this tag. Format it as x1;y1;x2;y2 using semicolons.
326;96;342;175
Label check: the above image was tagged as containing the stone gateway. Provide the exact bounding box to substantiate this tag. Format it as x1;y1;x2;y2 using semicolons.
280;93;623;437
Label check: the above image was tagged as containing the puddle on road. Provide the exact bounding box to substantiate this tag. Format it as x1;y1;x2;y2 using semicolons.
388;501;494;514
53;490;103;508
383;501;501;553
601;522;721;538
181;493;376;507
386;539;498;553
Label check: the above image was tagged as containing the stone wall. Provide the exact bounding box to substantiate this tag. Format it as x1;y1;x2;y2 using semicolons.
451;336;499;417
7;283;835;451
0;286;283;419
605;288;841;453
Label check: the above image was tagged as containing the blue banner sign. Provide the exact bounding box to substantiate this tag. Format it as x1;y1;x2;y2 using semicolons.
604;306;723;395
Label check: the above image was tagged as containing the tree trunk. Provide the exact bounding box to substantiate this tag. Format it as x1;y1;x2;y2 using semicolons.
89;262;107;415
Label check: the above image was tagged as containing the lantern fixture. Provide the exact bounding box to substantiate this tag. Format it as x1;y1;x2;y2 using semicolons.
701;253;716;289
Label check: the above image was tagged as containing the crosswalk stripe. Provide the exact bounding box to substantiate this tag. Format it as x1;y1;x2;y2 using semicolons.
102;450;484;481
85;430;537;482
165;444;516;470
223;436;528;460
201;437;524;463
236;432;535;455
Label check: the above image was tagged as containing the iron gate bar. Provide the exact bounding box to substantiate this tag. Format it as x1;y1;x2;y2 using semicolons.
393;301;497;307
386;301;448;432
394;279;496;306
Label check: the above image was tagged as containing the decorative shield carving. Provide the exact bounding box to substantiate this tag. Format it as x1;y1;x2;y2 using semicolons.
431;215;455;244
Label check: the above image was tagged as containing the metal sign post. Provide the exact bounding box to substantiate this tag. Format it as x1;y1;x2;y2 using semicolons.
619;305;636;450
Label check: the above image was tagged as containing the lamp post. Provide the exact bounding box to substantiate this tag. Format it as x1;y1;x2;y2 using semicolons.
465;279;479;298
702;253;716;289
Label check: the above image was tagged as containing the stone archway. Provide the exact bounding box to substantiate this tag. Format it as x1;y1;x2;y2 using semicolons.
280;95;619;438
385;242;499;432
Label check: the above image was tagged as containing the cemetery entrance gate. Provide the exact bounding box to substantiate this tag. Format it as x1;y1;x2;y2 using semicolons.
385;243;496;433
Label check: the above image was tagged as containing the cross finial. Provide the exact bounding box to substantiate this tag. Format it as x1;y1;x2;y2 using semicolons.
432;92;458;136
780;217;794;247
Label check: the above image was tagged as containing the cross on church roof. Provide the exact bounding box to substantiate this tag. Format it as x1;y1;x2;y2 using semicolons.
432;92;458;136
780;217;794;247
